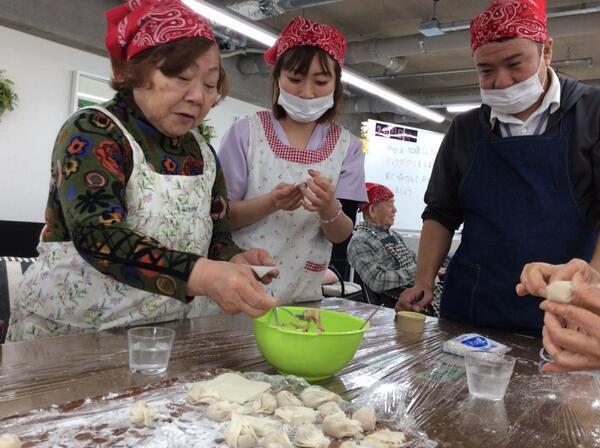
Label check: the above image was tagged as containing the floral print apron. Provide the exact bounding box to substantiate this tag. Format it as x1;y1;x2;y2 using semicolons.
233;111;349;304
8;106;218;341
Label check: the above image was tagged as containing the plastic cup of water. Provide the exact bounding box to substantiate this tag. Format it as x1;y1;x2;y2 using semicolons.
464;351;515;401
128;327;175;375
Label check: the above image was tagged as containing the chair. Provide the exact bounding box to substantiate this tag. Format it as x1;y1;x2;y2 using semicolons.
322;264;367;302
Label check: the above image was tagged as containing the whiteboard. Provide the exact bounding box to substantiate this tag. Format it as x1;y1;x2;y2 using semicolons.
363;119;444;233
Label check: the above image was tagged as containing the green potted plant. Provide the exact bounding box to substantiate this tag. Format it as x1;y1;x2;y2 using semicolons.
0;70;18;123
197;119;216;145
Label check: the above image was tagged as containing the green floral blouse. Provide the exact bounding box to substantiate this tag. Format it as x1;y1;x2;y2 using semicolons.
41;93;243;302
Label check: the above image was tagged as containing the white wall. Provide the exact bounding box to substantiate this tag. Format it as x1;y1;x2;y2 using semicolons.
0;26;112;223
206;97;264;151
0;25;264;223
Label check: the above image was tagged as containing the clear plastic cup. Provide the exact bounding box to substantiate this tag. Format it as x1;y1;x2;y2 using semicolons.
464;351;515;401
128;327;175;375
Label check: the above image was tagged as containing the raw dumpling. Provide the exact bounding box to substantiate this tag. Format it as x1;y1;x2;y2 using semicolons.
546;281;573;303
321;414;363;438
352;406;376;431
187;382;220;404
226;413;258;448
363;429;406;447
129;400;154;427
243;415;282;438
0;434;21;448
294;423;330;448
275;390;303;407
250;392;278;414
258;429;293;448
339;442;360;448
274;406;318;426
207;400;241;421
299;386;338;409
205;372;271;404
317;401;344;419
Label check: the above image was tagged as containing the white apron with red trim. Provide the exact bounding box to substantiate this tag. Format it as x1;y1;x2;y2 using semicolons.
8;106;219;341
232;111;349;304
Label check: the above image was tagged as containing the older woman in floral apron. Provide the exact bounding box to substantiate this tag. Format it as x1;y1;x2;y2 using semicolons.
8;0;276;342
219;17;367;304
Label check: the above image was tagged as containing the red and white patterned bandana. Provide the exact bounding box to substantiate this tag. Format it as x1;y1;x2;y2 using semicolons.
264;16;346;66
359;183;395;213
105;0;216;62
470;0;547;53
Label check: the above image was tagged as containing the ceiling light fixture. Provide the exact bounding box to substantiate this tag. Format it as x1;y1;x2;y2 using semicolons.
183;0;446;123
446;104;480;113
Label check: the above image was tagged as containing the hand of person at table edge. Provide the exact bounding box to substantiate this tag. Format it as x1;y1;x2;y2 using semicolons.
187;258;278;317
396;284;433;312
516;258;600;298
299;169;338;219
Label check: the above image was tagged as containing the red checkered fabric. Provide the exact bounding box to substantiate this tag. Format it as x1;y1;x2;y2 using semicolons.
470;0;547;53
258;111;341;165
106;0;216;62
264;16;346;65
305;261;327;272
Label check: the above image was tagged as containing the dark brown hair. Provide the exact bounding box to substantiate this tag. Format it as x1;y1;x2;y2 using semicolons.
270;45;343;123
110;37;228;104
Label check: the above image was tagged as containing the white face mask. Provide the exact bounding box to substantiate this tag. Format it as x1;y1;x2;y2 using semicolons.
277;87;334;123
480;56;546;114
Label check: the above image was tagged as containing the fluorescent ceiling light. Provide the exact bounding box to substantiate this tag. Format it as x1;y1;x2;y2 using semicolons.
446;103;480;113
183;0;446;123
77;93;112;103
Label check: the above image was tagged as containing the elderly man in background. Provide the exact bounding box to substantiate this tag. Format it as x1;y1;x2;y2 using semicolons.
348;183;444;313
398;0;600;332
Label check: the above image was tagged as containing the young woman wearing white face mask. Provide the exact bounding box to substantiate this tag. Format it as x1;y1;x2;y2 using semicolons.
218;17;367;304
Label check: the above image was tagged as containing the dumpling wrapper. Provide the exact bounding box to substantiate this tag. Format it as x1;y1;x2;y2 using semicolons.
0;434;22;448
546;281;573;303
203;372;272;404
243;264;280;280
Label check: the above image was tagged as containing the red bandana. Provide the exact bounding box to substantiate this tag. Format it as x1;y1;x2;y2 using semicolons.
359;183;395;213
470;0;547;53
105;0;216;62
264;16;346;66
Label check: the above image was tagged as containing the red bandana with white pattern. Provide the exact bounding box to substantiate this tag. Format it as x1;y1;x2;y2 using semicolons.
264;16;346;66
470;0;547;53
105;0;216;62
359;183;395;213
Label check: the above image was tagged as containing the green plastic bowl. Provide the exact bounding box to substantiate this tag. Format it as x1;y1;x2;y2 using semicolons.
253;306;368;381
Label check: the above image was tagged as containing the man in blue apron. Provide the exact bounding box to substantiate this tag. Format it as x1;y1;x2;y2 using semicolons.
397;0;600;332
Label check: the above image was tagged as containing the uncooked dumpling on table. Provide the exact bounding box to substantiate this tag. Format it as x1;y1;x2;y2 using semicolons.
352;406;377;431
243;415;282;438
293;423;331;448
317;401;344;419
339;441;361;448
258;429;293;448
363;429;406;446
250;391;278;414
129;400;155;427
275;390;303;407
207;400;241;421
321;413;363;438
274;406;318;426
299;385;338;408
0;434;21;448
226;413;259;448
187;382;220;404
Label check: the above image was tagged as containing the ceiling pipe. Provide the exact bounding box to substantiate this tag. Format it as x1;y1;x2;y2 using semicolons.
370;58;593;81
345;11;600;64
224;0;342;20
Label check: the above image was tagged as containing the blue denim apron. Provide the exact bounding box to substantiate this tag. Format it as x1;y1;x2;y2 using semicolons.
440;110;596;331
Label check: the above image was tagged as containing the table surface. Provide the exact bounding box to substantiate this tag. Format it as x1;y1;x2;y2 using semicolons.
1;298;599;447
